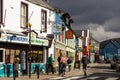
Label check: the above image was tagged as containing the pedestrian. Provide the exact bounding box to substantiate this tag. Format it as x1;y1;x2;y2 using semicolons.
57;51;62;75
60;55;67;76
48;54;54;74
81;53;89;76
67;56;72;72
13;55;20;78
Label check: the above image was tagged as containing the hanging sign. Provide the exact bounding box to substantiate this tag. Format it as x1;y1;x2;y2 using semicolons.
66;30;73;39
52;23;62;35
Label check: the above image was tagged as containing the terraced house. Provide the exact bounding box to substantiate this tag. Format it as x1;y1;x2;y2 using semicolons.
0;0;75;77
0;0;55;77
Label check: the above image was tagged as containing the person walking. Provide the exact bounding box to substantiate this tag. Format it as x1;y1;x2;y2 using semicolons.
67;56;72;72
13;56;20;78
81;53;89;76
57;52;62;75
60;55;67;76
48;54;54;74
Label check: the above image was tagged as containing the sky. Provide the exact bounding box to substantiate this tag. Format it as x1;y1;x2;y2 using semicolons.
49;0;120;42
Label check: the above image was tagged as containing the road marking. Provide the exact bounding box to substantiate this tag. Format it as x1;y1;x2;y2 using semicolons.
50;76;64;80
105;77;118;80
85;76;99;79
63;76;82;80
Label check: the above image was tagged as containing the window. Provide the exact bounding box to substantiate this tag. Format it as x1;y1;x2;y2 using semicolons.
21;3;28;28
41;10;47;32
0;49;5;63
0;0;3;24
28;50;43;63
0;33;1;38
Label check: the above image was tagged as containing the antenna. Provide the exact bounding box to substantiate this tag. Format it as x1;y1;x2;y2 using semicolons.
3;9;6;27
28;11;34;23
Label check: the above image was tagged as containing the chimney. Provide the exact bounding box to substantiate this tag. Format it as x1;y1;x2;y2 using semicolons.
43;0;49;4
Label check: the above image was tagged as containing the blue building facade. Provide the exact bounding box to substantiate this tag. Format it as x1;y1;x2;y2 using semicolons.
100;40;120;61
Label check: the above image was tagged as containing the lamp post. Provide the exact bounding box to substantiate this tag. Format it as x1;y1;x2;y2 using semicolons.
28;22;32;78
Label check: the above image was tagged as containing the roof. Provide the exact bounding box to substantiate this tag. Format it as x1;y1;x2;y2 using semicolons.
28;0;54;10
73;30;82;37
100;39;120;49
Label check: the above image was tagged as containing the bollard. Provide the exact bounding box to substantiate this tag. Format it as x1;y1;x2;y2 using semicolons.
46;63;48;75
29;58;31;78
13;63;16;80
35;65;39;79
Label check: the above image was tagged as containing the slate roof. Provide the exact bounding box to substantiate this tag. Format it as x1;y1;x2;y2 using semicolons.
28;0;54;10
73;29;99;43
100;38;120;49
73;30;83;37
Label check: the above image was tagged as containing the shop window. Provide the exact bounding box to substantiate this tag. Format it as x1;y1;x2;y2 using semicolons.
15;49;20;56
28;50;43;63
5;49;10;63
0;48;5;63
0;33;1;38
10;49;15;63
0;50;3;62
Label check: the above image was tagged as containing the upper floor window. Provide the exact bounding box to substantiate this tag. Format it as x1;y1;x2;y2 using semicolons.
0;0;3;24
41;10;47;32
21;3;28;28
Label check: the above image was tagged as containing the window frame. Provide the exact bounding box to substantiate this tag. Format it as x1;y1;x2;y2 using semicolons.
41;9;47;32
20;2;28;29
0;0;3;24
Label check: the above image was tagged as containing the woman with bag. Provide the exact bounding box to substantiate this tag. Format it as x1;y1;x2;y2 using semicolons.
60;55;67;76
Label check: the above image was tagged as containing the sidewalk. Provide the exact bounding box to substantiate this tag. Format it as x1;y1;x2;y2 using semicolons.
0;63;98;80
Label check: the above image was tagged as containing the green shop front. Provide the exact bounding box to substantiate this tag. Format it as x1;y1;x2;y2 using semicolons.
0;34;49;77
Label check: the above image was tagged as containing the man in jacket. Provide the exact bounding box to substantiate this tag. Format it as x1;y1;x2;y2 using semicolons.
81;53;89;76
48;54;54;74
57;52;62;75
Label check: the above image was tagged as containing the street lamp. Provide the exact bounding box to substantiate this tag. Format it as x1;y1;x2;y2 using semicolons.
28;22;32;78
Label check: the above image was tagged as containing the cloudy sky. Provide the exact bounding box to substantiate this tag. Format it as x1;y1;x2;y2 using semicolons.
49;0;120;42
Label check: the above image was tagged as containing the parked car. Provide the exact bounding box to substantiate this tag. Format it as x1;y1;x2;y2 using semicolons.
115;56;120;72
116;60;120;72
110;60;116;69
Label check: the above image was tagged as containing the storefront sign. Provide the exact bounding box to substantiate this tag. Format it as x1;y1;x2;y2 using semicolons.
0;34;49;46
31;38;48;46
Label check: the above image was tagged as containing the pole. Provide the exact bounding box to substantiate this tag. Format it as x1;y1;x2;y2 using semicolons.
29;26;31;78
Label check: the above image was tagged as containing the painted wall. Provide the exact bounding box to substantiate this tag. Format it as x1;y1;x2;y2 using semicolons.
2;0;55;62
3;0;55;36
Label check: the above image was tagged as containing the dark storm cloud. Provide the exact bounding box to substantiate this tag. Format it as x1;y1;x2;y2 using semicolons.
49;0;120;32
49;0;120;41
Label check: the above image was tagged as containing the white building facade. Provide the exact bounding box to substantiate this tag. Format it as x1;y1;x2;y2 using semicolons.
0;0;55;76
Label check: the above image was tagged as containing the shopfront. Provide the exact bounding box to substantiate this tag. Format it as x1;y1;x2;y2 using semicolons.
54;40;66;67
0;34;49;77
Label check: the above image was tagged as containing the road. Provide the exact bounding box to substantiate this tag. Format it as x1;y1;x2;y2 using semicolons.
49;63;120;80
